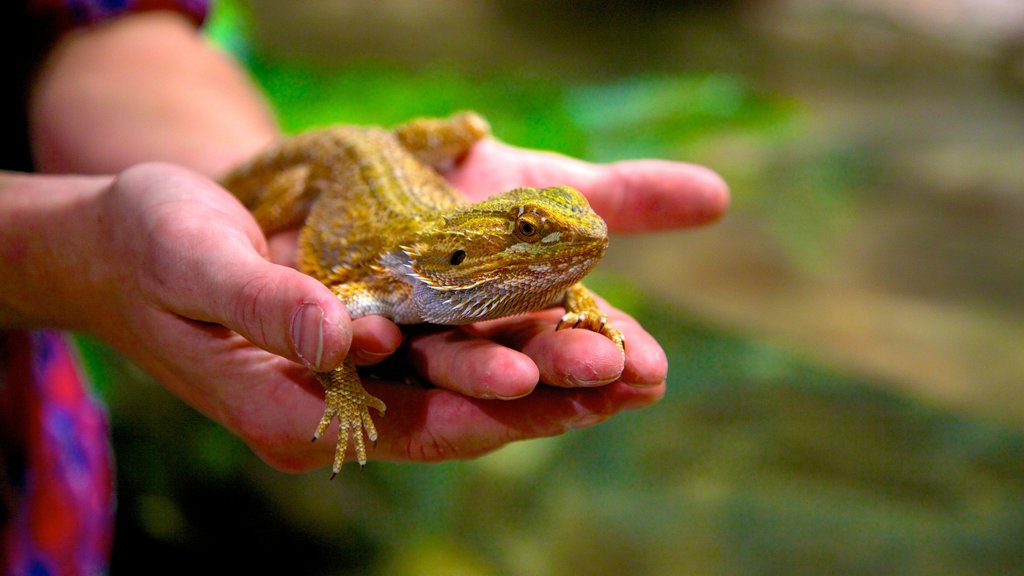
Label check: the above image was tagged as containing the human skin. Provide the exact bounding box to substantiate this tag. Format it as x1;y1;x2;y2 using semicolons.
1;12;729;471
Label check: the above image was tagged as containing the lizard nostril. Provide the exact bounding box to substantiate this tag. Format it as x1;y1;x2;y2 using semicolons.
450;249;467;265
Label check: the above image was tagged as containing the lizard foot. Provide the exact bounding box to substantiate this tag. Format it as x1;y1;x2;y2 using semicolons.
557;310;626;352
312;358;387;478
558;283;626;352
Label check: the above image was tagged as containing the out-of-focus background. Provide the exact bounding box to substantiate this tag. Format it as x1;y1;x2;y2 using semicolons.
82;0;1024;573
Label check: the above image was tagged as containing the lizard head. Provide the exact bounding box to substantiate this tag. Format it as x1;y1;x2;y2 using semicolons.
401;185;609;324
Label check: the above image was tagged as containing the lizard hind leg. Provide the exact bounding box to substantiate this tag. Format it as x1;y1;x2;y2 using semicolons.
220;152;319;234
312;358;387;478
393;111;492;169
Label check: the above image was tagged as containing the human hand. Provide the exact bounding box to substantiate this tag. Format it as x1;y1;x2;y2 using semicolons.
68;157;716;471
71;162;367;470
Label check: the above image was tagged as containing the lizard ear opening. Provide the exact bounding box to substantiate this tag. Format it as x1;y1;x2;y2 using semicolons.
450;249;467;266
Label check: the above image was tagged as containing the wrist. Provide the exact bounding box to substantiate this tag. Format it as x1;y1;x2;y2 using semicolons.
0;172;114;331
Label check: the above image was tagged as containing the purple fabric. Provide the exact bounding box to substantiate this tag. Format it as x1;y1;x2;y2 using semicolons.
1;331;115;576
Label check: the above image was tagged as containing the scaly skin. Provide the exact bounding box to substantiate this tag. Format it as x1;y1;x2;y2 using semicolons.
222;112;624;476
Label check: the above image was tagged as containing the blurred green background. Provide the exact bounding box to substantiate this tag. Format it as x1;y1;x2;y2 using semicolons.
80;1;1024;574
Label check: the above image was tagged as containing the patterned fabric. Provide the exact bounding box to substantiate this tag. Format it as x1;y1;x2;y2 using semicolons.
28;0;209;34
1;331;114;576
0;2;212;572
0;1;211;573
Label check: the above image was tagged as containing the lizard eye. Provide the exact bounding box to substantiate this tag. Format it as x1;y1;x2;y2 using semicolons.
450;249;467;266
515;215;541;242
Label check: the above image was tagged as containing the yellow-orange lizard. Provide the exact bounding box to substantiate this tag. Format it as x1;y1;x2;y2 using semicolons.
222;112;623;477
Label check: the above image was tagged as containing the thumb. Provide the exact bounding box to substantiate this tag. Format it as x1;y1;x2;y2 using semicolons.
155;240;353;372
202;258;353;372
119;163;353;371
168;223;354;371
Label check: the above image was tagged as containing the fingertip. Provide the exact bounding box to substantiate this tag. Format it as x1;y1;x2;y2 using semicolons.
266;228;301;268
456;344;540;400
525;329;625;388
603;160;731;231
226;263;352;371
691;165;731;224
408;332;540;400
349;315;403;365
619;324;669;388
485;352;541;399
289;286;354;371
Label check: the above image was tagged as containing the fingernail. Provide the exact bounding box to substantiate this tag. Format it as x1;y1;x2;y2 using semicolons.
567;413;606;430
566;360;621;387
568;374;620;388
291;303;324;370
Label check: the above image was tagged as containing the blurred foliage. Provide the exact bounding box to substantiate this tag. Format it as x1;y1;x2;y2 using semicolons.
69;2;1024;575
566;73;789;161
249;60;588;157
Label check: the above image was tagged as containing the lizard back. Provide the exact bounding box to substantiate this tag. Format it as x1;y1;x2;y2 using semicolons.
299;126;465;286
222;115;489;287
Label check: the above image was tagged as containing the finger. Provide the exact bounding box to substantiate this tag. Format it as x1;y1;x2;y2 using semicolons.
266;227;300;268
368;379;665;463
251;235;403;366
525;329;626;387
405;328;540;400
194;239;400;369
217;342;663;471
449;139;729;231
468;307;668;388
247;376;662;471
180;253;354;372
465;314;624;387
349;315;403;366
590;159;730;232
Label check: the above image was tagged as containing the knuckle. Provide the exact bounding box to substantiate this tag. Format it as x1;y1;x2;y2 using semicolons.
403;424;488;463
405;428;454;463
232;273;276;345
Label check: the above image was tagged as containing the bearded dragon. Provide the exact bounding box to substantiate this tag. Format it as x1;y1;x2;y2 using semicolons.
221;112;623;477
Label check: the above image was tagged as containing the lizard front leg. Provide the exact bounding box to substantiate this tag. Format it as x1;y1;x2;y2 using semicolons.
312;358;387;478
557;283;626;352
